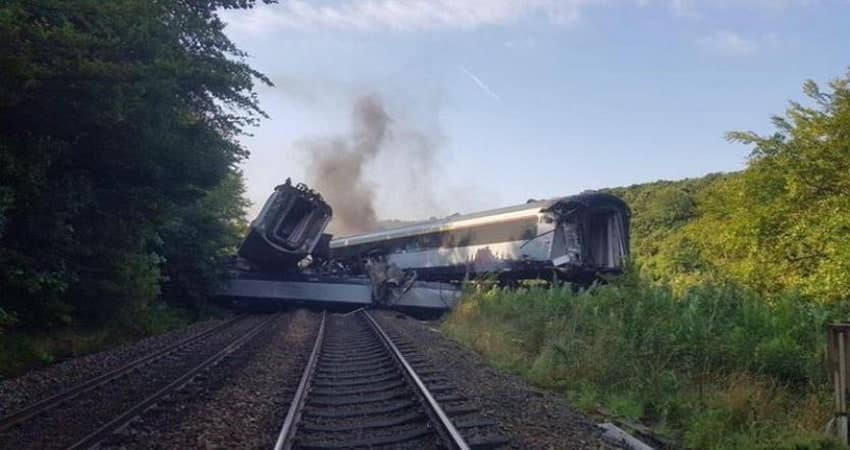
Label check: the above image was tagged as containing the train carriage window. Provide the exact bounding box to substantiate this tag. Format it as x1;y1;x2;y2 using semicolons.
424;233;440;248
466;217;537;246
346;216;540;256
441;231;455;247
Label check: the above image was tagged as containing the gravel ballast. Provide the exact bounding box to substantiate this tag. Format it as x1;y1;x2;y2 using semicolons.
0;317;229;415
0;316;269;449
374;311;622;450
2;307;626;449
103;309;320;449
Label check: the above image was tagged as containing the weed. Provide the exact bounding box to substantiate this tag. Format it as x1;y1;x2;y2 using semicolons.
443;273;848;449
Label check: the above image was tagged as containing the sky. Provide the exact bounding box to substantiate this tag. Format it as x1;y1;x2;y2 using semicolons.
219;0;850;221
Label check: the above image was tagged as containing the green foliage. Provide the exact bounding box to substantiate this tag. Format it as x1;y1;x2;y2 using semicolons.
605;173;729;289
159;171;250;315
607;71;850;302
444;275;847;449
709;75;850;301
0;0;267;333
0;303;196;379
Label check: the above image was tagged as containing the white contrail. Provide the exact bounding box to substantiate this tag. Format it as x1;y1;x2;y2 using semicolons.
458;66;502;103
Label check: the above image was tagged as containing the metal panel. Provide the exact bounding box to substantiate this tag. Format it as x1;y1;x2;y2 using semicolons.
386;240;529;269
331;201;552;246
220;279;372;305
219;279;461;311
391;283;462;310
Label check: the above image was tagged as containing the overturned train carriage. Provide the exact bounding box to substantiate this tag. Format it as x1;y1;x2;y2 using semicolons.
330;192;630;284
237;179;332;272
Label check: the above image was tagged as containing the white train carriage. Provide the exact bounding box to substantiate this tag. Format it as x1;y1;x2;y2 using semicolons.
329;192;630;282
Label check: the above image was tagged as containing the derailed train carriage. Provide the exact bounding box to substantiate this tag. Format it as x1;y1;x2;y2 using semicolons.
330;193;630;285
237;179;332;272
220;179;630;313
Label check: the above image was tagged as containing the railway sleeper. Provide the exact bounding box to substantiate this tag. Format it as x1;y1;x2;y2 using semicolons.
308;388;411;406
313;366;396;381
309;379;405;396
321;346;386;357
318;355;388;365
299;411;426;433
277;313;509;450
312;373;398;388
302;399;419;418
294;423;437;449
368;315;510;448
315;360;394;372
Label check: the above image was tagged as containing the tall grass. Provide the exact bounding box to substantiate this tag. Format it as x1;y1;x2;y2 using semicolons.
443;271;848;449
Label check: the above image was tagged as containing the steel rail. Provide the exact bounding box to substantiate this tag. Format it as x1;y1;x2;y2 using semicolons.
362;311;471;450
67;314;277;450
0;315;243;432
274;311;326;450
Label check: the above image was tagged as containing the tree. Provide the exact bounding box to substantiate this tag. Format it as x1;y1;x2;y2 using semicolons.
605;69;850;303
712;73;850;301
159;171;251;316
647;72;850;300
0;0;271;329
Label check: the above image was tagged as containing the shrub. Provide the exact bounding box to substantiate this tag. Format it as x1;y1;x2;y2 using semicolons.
443;272;844;448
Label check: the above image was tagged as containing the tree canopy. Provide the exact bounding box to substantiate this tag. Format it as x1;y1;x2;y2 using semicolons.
609;71;850;302
0;0;270;331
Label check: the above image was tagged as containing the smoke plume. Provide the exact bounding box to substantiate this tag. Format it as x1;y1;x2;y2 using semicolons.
300;94;390;236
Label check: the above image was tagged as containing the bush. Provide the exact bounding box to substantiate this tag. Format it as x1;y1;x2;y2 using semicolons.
443;272;845;448
0;303;196;379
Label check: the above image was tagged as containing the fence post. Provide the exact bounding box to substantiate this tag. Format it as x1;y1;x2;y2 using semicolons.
828;324;850;444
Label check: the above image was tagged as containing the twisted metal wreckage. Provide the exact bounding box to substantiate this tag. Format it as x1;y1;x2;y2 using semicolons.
219;179;630;313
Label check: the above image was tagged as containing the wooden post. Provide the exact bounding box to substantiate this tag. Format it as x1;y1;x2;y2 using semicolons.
828;324;850;444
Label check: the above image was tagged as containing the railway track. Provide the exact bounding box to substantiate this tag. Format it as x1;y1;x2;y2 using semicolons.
0;314;276;449
275;310;507;450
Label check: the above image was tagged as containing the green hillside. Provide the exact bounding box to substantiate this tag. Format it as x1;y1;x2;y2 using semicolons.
605;173;732;287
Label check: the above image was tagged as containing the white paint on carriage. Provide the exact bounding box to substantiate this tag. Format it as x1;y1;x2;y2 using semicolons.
385;239;550;270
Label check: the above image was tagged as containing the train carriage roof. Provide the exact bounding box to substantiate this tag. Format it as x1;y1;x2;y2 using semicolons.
330;192;629;248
